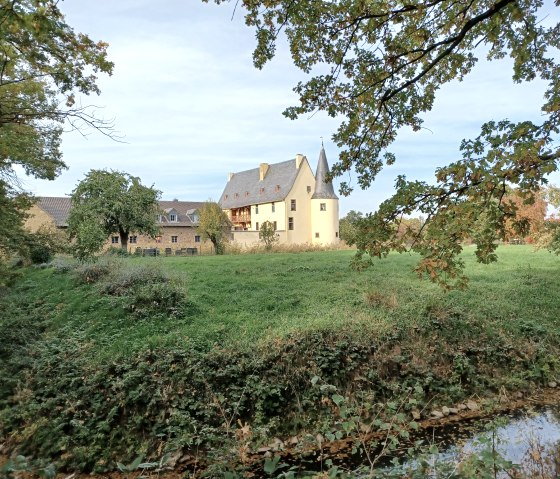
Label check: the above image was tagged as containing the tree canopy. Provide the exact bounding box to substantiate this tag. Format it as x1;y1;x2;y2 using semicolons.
0;0;113;262
259;220;279;250
68;170;161;259
209;0;560;286
197;201;232;255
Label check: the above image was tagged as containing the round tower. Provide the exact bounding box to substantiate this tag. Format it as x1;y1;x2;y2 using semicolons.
311;147;340;245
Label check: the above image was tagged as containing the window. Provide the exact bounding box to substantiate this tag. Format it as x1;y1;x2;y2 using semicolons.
273;221;277;230
307;186;311;193
111;236;119;244
129;236;137;244
288;217;294;230
225;194;229;199
195;235;201;243
336;232;339;238
320;203;326;211
158;215;165;222
234;193;239;199
256;222;259;231
155;236;161;244
271;202;275;213
255;204;259;214
170;214;177;222
171;236;178;243
245;191;249;197
260;187;265;194
275;185;281;192
315;232;320;238
290;199;296;211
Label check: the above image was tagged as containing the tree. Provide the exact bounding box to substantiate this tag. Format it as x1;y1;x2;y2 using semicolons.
209;0;560;286
259;220;279;250
0;1;112;266
535;185;560;253
68;170;161;259
197;201;232;255
339;210;364;244
502;188;547;243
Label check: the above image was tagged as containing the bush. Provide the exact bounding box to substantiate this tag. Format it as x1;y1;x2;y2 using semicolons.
101;264;169;296
50;257;77;274
74;261;113;284
101;264;185;319
123;281;185;318
105;246;130;257
28;243;52;264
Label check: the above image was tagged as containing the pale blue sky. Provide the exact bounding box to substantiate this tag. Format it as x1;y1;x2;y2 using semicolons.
18;0;560;216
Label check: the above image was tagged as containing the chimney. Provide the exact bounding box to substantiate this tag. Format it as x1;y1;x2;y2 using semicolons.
259;163;269;181
295;154;305;169
228;172;234;181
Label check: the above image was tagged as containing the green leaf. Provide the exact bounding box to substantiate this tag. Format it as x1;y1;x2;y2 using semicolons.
264;455;281;475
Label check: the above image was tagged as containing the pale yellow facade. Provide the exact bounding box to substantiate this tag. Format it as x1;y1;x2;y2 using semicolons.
25;204;57;232
311;198;340;245
285;158;315;244
221;152;340;248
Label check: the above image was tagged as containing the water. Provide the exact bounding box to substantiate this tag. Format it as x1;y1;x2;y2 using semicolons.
375;405;560;477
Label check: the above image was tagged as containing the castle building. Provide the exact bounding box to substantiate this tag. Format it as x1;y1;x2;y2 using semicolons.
219;147;340;246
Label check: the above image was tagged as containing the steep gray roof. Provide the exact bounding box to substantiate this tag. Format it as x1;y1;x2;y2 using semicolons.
37;197;72;227
219;159;300;209
311;147;338;200
36;197;204;227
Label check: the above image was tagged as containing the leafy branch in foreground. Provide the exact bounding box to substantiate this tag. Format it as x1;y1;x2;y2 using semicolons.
350;120;558;288
0;0;114;267
209;0;560;285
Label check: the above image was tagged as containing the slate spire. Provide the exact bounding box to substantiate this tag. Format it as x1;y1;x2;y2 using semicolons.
311;146;338;199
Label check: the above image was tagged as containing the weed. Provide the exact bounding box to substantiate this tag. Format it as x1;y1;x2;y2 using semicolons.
364;290;398;309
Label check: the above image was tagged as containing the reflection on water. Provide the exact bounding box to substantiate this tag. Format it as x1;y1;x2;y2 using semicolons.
376;405;560;477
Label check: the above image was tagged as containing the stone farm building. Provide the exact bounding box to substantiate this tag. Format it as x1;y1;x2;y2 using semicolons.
219;147;340;246
25;197;207;253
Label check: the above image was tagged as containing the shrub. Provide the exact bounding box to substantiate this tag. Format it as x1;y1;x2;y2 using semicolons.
101;264;186;319
28;243;53;264
122;281;185;318
74;261;113;284
25;226;70;264
50;257;77;274
101;264;169;296
105;246;130;257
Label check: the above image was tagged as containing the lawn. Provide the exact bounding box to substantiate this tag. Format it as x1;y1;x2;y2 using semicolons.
7;245;560;359
1;245;559;473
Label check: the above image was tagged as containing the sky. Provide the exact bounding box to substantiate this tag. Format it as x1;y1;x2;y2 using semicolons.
18;0;560;216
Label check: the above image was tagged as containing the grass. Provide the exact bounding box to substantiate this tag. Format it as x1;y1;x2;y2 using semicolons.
2;245;560;473
6;245;560;360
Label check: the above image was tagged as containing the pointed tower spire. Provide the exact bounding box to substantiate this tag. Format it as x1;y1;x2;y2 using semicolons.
312;146;338;199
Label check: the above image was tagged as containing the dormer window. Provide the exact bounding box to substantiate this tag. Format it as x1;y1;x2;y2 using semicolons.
260;187;265;194
170;214;177;222
275;185;281;192
234;193;239;199
245;191;249;197
186;208;199;223
158;215;165;222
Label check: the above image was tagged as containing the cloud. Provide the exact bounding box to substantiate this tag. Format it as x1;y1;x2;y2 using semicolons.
19;0;560;217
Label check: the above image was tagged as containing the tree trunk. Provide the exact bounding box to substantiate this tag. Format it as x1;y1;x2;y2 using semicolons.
119;230;129;250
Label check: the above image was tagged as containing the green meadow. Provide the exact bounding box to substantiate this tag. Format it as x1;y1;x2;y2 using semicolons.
1;245;559;473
